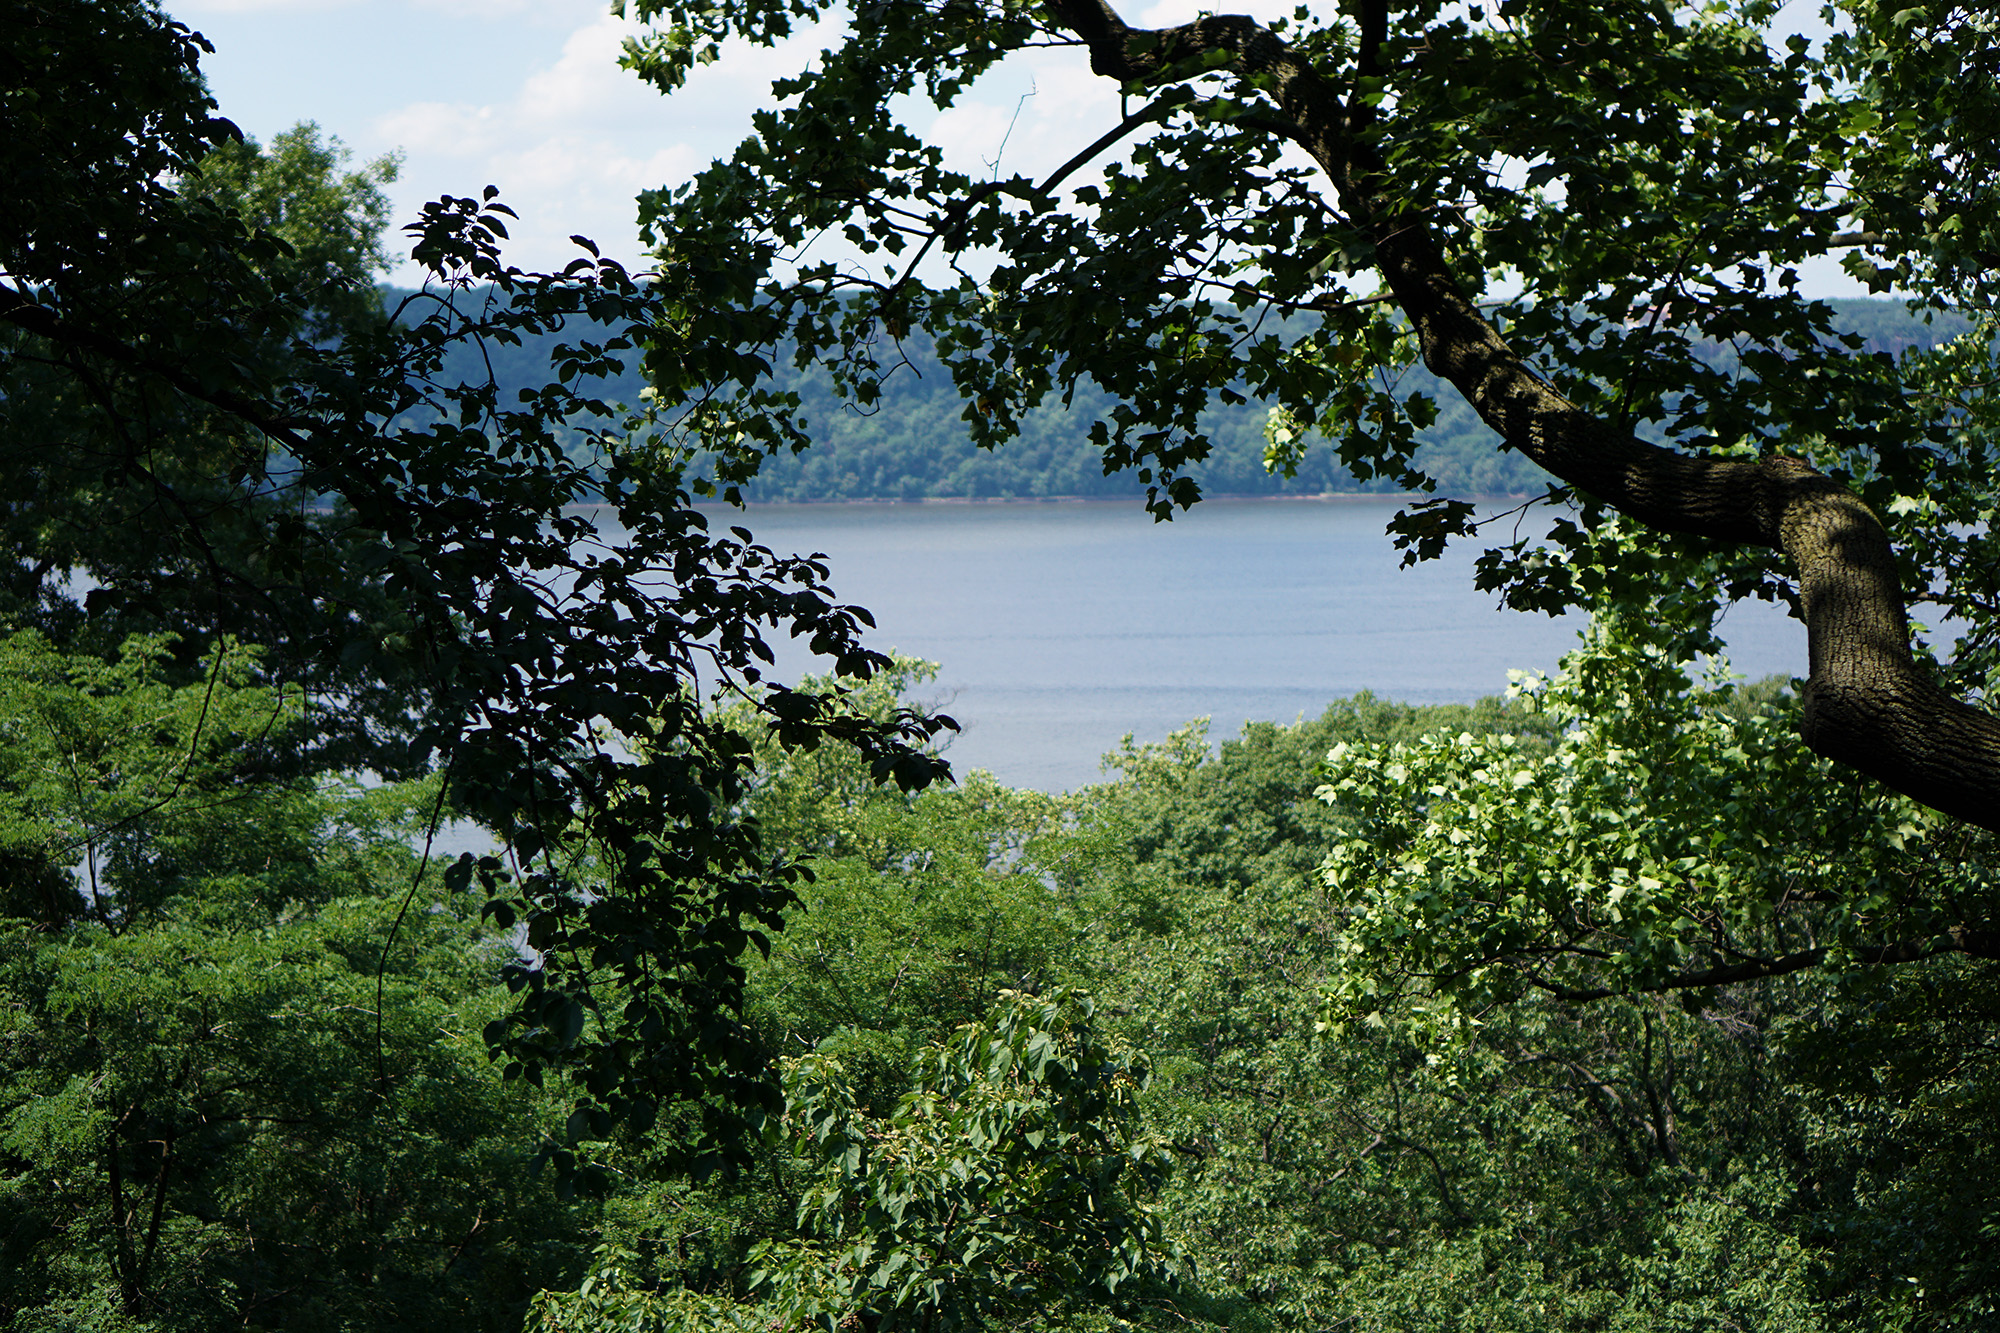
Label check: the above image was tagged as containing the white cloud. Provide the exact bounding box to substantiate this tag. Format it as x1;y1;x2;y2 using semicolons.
517;13;657;126
926;99;1025;179
357;17;712;278
1136;0;1296;26
375;102;504;158
913;45;1123;188
177;0;538;14
343;7;857;281
403;0;538;15
186;0;1291;284
174;0;357;14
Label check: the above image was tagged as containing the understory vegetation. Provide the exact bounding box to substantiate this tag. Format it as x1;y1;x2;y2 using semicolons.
5;625;1994;1331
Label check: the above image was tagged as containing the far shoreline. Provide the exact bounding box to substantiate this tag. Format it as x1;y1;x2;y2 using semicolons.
567;490;1542;513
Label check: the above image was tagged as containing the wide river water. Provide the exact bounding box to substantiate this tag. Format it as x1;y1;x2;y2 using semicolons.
698;498;1808;791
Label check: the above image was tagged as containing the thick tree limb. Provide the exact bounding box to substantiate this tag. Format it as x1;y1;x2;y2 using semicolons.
0;283;317;454
1528;926;2000;1002
1042;0;2000;833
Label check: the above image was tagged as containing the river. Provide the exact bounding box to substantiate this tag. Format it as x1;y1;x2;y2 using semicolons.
708;498;1808;791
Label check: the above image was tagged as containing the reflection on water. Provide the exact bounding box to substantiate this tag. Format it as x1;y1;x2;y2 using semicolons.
687;498;1807;792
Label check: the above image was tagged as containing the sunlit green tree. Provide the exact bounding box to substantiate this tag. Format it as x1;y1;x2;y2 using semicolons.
0;633;589;1331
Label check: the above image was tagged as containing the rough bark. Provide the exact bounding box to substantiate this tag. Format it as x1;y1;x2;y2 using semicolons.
1044;0;2000;834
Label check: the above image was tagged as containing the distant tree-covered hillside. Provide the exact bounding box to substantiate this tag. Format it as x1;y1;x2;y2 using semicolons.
398;291;1968;502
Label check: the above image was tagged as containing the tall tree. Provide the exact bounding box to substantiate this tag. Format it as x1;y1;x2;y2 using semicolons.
615;0;2000;835
0;0;953;1167
0;634;591;1331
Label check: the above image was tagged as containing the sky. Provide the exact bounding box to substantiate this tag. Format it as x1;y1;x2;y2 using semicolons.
167;0;1870;296
168;0;1202;287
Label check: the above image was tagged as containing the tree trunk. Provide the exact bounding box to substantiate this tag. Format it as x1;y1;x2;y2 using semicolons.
1045;0;2000;833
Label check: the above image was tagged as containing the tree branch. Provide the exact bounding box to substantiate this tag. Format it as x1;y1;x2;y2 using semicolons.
0;283;317;456
1042;2;2000;833
1529;926;2000;1002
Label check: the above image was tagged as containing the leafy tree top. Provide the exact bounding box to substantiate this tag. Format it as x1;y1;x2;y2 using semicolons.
1;0;956;1174
610;0;2000;834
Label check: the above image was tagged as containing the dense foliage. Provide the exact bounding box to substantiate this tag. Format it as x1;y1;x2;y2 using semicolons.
2;0;960;1186
8;630;1996;1330
5;0;1998;1329
511;638;1996;1333
0;637;585;1331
